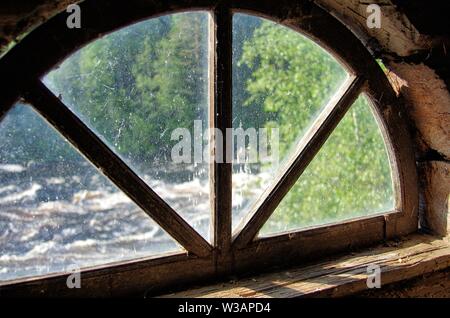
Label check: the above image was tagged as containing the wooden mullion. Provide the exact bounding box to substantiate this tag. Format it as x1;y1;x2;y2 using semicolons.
232;75;366;249
23;80;212;258
212;5;233;255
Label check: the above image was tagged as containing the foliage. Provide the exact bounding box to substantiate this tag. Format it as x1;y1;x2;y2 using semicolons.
238;20;394;232
261;97;394;232
2;13;395;231
45;13;209;165
240;20;347;157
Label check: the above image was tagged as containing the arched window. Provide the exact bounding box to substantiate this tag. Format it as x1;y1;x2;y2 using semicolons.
0;0;417;295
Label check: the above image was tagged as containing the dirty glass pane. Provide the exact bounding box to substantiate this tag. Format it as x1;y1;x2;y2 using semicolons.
232;14;348;230
43;12;212;240
0;104;181;282
260;95;395;235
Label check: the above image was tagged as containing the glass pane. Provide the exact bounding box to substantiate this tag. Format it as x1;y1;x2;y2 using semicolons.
232;14;348;230
43;12;212;240
0;104;181;282
260;96;395;235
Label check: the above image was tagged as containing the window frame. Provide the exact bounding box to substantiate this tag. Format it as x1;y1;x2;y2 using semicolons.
0;0;418;296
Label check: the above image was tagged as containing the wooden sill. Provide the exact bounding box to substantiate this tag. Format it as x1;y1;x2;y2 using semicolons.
161;233;450;298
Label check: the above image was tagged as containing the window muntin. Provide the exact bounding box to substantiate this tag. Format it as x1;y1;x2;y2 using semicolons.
0;104;181;282
260;95;395;235
231;14;349;231
43;12;212;240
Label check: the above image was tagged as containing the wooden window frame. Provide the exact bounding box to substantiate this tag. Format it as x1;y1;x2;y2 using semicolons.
0;0;418;297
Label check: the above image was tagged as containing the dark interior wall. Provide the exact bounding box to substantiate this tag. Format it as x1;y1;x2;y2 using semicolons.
0;0;79;49
392;0;450;36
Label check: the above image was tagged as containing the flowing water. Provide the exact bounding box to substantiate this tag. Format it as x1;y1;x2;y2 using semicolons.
0;161;269;282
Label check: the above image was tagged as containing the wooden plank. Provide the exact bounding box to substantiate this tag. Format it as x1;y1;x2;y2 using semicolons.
211;4;233;259
233;213;386;273
356;269;450;297
232;76;366;249
22;80;212;258
161;234;450;298
0;252;216;297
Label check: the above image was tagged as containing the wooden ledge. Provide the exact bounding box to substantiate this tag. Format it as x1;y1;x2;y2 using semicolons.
161;234;450;298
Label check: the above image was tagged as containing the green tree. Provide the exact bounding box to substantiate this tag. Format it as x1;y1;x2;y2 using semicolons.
239;20;394;232
46;13;208;166
240;20;347;157
41;13;394;231
134;12;209;163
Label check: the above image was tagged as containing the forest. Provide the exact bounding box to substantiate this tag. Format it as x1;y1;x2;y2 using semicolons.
4;12;394;234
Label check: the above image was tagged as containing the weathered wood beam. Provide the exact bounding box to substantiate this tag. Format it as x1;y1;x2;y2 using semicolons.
23;80;212;258
163;234;450;298
232;75;366;248
211;3;233;261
